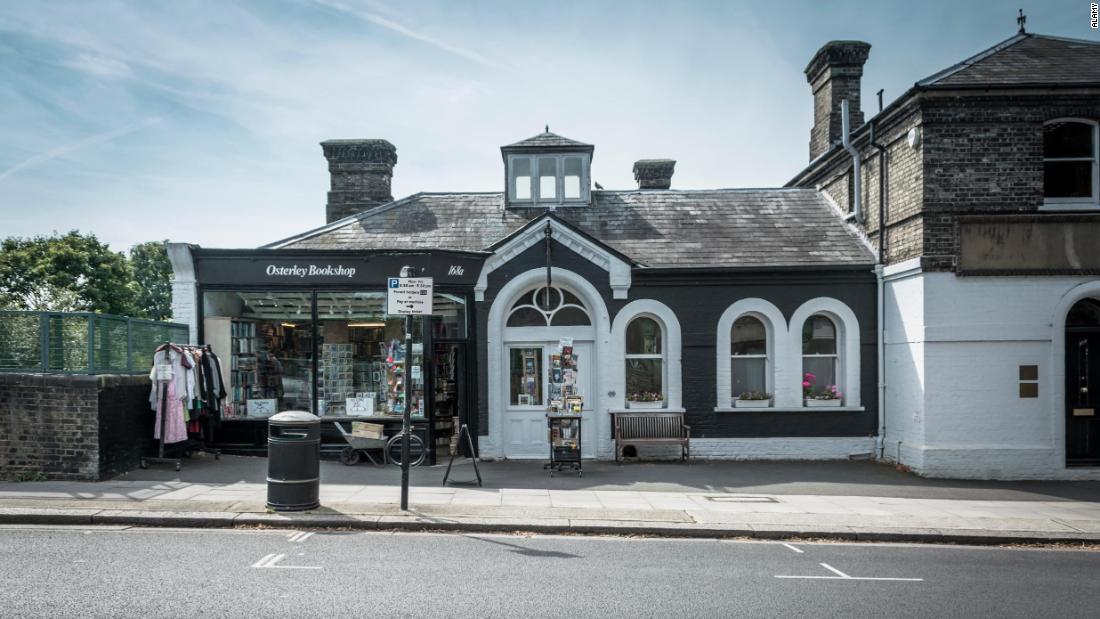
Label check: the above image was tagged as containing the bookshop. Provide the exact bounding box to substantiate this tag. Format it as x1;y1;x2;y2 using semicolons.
179;247;486;461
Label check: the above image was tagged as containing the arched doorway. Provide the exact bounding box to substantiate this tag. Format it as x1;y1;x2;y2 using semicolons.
1066;297;1100;466
500;284;597;459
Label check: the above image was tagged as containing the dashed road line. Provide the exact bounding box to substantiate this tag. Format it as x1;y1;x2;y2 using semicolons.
775;562;922;582
781;543;804;554
251;553;322;570
288;531;315;543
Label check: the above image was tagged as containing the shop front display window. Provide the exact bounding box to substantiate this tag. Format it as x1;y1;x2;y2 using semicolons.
431;293;467;339
202;290;315;418
316;292;424;418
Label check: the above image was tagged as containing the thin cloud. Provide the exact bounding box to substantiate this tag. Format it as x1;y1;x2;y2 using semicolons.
312;0;502;69
0;117;162;183
66;53;134;79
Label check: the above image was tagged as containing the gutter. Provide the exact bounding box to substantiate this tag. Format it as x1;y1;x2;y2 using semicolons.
841;99;863;224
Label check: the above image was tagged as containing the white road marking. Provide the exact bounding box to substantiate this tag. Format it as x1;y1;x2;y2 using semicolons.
776;562;922;582
781;543;804;554
287;531;314;543
251;553;322;570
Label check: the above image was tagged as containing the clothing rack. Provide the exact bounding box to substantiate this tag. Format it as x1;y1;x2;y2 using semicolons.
140;342;221;472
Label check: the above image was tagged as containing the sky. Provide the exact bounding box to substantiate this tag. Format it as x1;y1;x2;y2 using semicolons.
0;0;1094;252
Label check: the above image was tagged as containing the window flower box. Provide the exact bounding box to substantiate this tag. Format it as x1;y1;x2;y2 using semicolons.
804;398;843;408
628;400;665;410
733;398;772;408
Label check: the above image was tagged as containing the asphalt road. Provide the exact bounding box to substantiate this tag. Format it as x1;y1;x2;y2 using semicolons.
1;526;1098;618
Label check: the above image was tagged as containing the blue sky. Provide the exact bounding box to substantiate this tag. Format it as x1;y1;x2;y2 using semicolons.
0;0;1094;251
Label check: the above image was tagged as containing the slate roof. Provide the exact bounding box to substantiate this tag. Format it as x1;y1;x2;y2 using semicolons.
918;34;1100;87
268;189;874;269
502;130;594;150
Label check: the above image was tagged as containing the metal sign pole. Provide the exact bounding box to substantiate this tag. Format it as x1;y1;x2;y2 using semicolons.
401;310;412;511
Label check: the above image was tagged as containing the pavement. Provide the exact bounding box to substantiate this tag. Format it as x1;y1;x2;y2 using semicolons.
2;455;1100;544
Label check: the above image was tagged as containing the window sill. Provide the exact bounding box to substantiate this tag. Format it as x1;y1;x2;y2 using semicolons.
1039;201;1100;211
713;406;865;413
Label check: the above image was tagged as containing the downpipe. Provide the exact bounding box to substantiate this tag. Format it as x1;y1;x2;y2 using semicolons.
870;119;888;460
841;98;862;224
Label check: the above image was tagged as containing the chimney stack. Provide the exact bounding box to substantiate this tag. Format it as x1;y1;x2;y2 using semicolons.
633;159;676;190
321;139;397;223
804;41;871;161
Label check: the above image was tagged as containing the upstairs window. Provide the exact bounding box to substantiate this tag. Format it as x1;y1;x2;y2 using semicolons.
507;154;590;206
1043;119;1099;209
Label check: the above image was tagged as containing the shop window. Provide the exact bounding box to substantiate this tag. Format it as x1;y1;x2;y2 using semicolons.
316;291;424;417
509;347;542;406
1043;119;1099;209
802;314;839;400
431;293;467;339
731;315;768;399
626;316;664;404
506;286;590;327
202;290;315;418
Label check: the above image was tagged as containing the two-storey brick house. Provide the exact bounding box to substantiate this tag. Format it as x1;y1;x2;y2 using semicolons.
789;31;1100;478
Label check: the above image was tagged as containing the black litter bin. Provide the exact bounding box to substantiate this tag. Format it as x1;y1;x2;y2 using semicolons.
267;411;321;511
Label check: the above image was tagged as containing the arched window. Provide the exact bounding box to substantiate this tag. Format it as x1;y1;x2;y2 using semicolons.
1043;119;1099;208
506;286;590;327
731;316;768;398
626;316;664;405
802;314;840;400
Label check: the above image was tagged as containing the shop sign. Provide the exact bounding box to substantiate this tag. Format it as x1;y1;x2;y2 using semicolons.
265;264;357;278
195;252;485;287
387;277;433;315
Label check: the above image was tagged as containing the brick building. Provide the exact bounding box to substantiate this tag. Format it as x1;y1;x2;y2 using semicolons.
168;28;1100;478
789;31;1100;478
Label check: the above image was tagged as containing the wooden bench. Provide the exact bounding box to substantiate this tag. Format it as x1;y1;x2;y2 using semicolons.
611;412;691;463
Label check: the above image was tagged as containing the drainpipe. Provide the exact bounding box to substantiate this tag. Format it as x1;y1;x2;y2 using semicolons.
841;98;863;224
870;119;888;459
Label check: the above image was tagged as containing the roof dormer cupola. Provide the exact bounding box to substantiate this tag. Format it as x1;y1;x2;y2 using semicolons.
501;128;594;208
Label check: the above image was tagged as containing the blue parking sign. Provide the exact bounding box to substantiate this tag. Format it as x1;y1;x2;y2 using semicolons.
388;278;399;289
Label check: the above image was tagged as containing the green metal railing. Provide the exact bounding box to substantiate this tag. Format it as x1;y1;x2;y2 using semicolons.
0;311;190;374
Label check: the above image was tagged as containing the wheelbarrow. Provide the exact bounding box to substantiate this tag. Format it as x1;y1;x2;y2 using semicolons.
333;420;387;466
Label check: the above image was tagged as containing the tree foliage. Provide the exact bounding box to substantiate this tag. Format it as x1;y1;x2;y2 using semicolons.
129;240;172;320
0;231;137;315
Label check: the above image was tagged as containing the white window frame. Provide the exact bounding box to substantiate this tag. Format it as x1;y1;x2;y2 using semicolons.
610;300;683;412
625;315;666;404
715;299;786;410
730;315;770;402
1041;118;1100;211
789;298;862;409
507;153;590;206
801;314;839;400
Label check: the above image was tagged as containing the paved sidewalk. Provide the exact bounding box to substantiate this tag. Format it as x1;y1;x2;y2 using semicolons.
2;456;1099;544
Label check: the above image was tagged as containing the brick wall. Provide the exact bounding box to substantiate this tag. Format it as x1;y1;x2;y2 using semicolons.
794;91;1100;270
920;93;1100;271
0;373;154;481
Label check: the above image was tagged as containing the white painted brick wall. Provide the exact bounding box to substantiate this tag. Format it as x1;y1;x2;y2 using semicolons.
883;269;1100;479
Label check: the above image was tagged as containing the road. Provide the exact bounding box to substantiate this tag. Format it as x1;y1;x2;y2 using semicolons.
1;525;1098;618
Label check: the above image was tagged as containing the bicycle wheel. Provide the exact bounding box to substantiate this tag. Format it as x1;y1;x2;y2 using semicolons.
386;432;426;467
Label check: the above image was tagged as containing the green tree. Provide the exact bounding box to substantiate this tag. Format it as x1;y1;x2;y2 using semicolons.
129;240;172;320
0;231;136;315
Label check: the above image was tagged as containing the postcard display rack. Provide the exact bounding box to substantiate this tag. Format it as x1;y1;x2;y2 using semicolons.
545;340;583;477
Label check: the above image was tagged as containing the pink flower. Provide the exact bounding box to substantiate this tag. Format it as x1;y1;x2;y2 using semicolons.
804;372;816;382
801;381;811;388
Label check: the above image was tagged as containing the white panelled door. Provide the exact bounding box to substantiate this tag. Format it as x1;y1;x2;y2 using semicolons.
503;341;594;459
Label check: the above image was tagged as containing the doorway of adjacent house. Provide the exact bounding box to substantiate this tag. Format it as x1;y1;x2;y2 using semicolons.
502;286;596;459
1067;297;1100;466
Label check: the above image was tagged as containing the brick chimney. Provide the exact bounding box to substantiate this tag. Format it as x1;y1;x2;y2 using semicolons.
321;139;397;223
633;159;676;190
804;41;871;160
